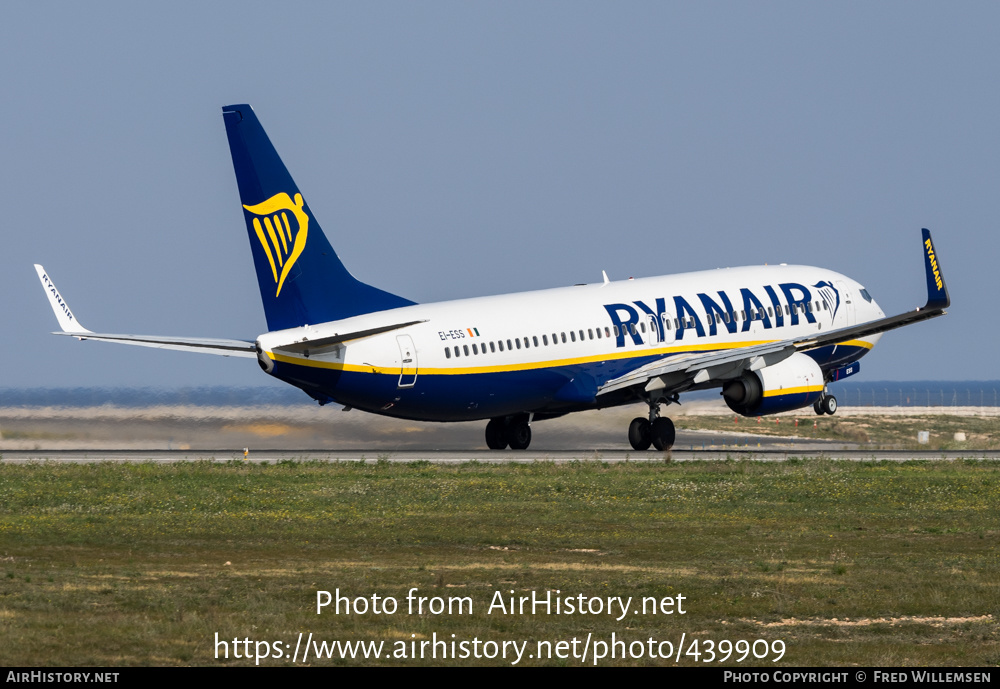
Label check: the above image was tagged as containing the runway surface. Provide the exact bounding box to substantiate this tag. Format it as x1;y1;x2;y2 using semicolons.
2;402;995;461
3;448;998;463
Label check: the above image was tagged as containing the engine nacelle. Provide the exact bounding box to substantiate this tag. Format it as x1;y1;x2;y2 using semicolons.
723;352;824;416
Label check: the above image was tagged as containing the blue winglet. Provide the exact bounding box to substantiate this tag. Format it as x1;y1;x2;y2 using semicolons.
921;229;949;310
222;104;415;332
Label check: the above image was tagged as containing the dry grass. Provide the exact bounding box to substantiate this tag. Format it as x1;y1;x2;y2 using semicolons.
0;459;997;666
675;414;1000;450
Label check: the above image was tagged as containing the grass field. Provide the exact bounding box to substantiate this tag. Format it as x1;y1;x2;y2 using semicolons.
676;413;1000;450
0;459;997;666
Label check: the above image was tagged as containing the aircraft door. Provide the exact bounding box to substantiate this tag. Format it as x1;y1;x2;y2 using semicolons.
835;281;856;327
397;334;417;388
645;314;660;348
659;311;676;345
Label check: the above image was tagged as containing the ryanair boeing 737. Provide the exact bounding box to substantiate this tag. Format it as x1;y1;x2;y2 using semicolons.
35;104;951;451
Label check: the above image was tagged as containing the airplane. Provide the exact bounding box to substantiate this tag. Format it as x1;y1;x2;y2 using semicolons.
35;104;951;451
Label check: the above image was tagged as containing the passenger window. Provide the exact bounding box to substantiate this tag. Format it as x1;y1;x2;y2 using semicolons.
532;336;539;347
445;348;451;359
588;329;594;340
515;339;521;350
595;328;601;339
579;329;585;340
463;345;470;356
472;343;478;355
768;306;773;317
664;316;672;331
552;333;557;344
507;339;513;350
570;331;576;342
806;302;813;312
674;318;680;329
629;324;636;335
498;341;504;352
543;334;549;346
605;327;611;338
639;323;645;334
612;326;619;338
561;332;567;343
723;312;730;323
490;342;496;353
454;346;460;357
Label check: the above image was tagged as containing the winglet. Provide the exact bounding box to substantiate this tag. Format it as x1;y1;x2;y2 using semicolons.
921;229;949;310
34;265;92;334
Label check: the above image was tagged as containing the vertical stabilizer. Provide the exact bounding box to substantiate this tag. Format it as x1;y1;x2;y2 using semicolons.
222;104;414;331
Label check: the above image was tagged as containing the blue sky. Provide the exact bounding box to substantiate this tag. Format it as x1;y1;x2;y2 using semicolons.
2;2;996;388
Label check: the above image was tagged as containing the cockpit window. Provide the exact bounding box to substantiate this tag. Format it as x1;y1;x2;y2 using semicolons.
859;288;873;303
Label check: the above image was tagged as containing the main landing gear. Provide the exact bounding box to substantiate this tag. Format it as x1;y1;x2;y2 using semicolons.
485;415;532;450
629;398;676;451
814;393;838;416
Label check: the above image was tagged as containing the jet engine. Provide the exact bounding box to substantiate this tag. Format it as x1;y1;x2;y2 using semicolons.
722;352;824;416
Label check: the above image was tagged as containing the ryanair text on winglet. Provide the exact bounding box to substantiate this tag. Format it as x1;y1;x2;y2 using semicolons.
925;238;944;291
40;272;75;324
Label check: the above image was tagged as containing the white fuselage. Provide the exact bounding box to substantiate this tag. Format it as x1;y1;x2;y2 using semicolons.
256;264;884;421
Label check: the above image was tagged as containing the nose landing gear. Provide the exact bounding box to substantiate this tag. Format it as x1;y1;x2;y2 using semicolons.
814;392;838;415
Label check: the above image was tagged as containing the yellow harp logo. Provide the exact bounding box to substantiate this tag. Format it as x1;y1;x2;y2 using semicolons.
244;192;309;297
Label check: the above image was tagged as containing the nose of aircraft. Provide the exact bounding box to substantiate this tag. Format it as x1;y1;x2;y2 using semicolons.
870;296;886;319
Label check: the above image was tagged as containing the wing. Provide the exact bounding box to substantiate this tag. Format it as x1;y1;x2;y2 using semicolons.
599;229;949;398
35;265;258;358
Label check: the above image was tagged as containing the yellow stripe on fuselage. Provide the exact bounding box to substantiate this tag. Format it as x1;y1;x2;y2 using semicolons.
269;339;768;375
838;339;874;349
266;336;874;376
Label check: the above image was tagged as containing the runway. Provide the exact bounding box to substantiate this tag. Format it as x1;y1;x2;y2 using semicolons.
3;448;999;463
1;402;995;462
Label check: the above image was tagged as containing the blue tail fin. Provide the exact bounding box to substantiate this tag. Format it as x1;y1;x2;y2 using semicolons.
222;104;415;331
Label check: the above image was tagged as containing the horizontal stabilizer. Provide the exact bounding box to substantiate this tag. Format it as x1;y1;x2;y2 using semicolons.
272;320;427;353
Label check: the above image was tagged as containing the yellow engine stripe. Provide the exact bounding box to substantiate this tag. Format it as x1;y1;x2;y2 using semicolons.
762;385;824;397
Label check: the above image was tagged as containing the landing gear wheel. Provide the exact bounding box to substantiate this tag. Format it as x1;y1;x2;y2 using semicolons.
814;399;825;416
485;418;508;450
822;395;838;415
507;420;532;450
628;417;651;451
650;417;675;451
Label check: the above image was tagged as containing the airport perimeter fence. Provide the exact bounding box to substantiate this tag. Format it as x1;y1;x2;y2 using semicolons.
826;383;1000;408
2;384;1000;409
